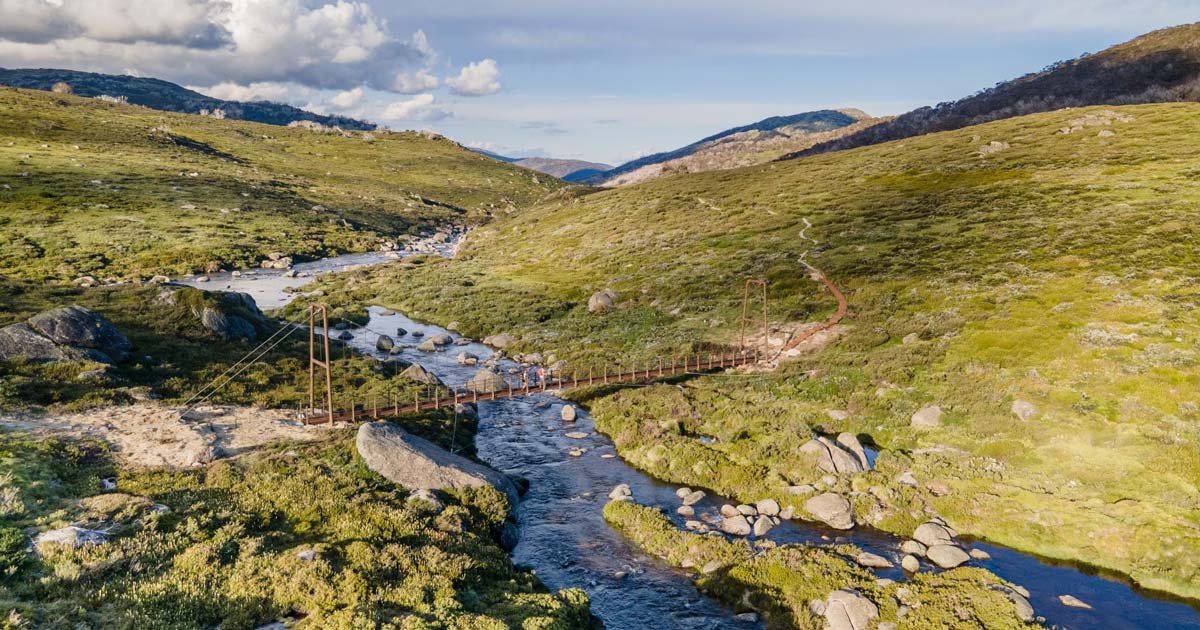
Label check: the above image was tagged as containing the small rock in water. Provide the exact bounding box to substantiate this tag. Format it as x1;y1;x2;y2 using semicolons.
100;477;117;490
608;484;632;501
736;504;757;516
912;521;955;547
675;487;692;499
779;505;795;520
561;404;577;421
754;498;780;516
968;548;991;560
752;515;775;537
720;504;739;518
677;505;695;517
856;552;893;569
900;540;927;557
901;554;920;573
568;448;585;457
564;431;589;439
681;490;706;506
396;328;407;336
926;544;970;569
600;453;615;459
734;612;758;623
721;514;752;536
1058;595;1092;609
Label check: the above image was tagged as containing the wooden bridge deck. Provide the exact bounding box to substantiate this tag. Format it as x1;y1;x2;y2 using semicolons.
302;349;760;425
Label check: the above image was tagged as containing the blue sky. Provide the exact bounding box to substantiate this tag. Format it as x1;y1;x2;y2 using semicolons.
1;1;1196;165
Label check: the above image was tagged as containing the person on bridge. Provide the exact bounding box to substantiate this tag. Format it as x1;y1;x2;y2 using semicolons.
537;366;545;387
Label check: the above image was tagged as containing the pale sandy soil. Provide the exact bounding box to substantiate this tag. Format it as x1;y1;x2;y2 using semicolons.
0;403;327;468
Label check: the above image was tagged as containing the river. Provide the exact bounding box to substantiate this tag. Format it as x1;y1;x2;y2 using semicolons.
192;250;1200;630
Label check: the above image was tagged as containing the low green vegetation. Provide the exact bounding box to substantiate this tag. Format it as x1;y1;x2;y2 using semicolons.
0;423;593;628
322;103;1200;601
604;501;1028;629
0;278;435;412
0;87;565;281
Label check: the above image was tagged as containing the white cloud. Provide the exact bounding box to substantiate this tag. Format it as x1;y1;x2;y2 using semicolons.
381;93;449;122
330;86;364;109
392;69;439;93
192;81;308;103
0;0;434;92
446;58;501;96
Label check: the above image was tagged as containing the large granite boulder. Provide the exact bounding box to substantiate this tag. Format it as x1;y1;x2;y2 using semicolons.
804;492;854;529
800;437;863;475
356;422;519;505
822;590;878;630
28;306;130;362
159;287;269;342
0;306;131;365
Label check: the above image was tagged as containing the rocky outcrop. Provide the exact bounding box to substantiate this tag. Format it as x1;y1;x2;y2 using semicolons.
0;306;131;364
804;492;853;529
1011;399;1037;421
910;405;942;427
822;589;878;630
159;287;270;342
34;525;108;550
401;364;443;386
483;333;514;348
356;422;519;505
800;436;863;475
467;368;508;393
587;289;619;313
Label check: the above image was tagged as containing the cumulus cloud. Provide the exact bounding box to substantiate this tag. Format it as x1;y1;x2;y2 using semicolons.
392;69;439;93
330;86;365;109
446;58;501;96
0;0;435;93
381;93;450;122
193;81;309;103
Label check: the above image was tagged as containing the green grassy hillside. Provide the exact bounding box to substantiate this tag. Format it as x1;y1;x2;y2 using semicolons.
317;103;1200;600
0;87;565;281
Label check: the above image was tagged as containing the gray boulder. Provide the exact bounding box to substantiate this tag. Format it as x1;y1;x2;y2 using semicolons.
34;525;107;550
1011;399;1037;421
804;493;854;529
823;589;878;630
467;368;508;394
835;432;871;470
926;544;970;569
376;335;394;352
913;521;956;547
720;514;752;536
911;405;943;427
429;333;453;346
417;338;438;352
201;307;257;341
356;422;519;505
0;322;72;362
587;289;619;313
483;333;514;348
456;351;479;366
401;364;443;386
27;306;131;362
800;437;863;475
560;404;577;421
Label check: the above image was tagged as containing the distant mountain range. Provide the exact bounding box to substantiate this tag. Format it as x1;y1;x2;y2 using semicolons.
466;149;612;182
787;21;1200;159
596;109;882;187
0;68;374;130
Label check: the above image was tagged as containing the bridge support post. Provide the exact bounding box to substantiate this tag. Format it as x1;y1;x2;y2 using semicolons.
308;303;334;426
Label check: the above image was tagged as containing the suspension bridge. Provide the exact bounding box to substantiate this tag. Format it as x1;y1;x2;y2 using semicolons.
183;270;848;427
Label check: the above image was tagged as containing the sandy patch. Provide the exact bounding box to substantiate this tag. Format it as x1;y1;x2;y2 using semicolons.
0;403;326;468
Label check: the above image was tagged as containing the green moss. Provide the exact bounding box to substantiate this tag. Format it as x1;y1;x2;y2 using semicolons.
604;500;1028;629
0;429;596;628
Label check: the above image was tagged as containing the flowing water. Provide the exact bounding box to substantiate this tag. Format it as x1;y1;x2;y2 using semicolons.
202;251;1200;630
